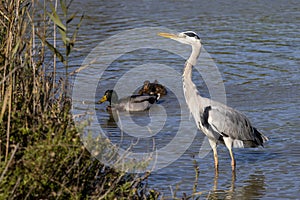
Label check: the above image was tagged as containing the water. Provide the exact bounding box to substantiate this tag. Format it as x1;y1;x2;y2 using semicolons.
70;0;300;198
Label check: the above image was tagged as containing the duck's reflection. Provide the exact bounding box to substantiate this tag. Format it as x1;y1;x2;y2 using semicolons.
105;112;119;127
96;107;119;129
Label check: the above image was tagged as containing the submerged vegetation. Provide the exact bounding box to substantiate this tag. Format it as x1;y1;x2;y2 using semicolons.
0;0;158;199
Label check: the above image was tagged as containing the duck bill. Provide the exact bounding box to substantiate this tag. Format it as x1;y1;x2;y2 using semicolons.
98;95;107;104
158;32;178;39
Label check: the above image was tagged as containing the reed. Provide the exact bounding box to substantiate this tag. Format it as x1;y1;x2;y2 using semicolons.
0;0;157;199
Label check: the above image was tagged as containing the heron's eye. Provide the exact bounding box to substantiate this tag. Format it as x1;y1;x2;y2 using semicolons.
180;33;186;38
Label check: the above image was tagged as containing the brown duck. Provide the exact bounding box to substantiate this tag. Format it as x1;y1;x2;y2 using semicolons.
138;80;167;96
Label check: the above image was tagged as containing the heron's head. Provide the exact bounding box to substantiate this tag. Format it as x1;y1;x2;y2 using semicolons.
158;31;201;46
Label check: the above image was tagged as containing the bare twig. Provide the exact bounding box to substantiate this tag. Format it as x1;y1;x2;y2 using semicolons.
9;177;21;200
0;143;19;182
0;66;21;86
97;172;125;200
5;82;12;162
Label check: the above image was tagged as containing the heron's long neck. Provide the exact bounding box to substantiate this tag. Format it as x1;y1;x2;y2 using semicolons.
182;44;203;116
183;44;201;80
183;44;201;91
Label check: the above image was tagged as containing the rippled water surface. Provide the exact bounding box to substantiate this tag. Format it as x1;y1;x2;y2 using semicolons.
70;0;300;198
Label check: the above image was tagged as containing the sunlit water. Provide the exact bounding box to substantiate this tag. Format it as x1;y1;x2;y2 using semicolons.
69;0;300;198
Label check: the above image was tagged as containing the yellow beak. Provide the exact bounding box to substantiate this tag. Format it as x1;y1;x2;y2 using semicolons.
98;95;107;104
158;32;177;39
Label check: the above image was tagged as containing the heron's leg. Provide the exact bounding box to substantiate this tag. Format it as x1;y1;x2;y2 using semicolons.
213;170;219;191
228;148;236;171
223;137;236;171
208;139;218;171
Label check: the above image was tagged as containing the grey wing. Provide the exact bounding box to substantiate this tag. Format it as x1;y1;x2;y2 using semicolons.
117;95;156;111
130;95;157;104
202;105;267;147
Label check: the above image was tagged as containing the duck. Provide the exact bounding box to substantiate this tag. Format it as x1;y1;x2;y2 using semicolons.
97;90;160;112
138;80;167;96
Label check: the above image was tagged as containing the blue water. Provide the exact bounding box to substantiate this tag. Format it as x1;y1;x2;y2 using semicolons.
70;0;300;198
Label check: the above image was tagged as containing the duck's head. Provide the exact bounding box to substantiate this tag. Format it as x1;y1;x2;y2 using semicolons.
142;80;151;89
98;90;118;104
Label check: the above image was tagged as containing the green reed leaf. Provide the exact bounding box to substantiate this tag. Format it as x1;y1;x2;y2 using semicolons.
60;0;67;17
48;4;66;32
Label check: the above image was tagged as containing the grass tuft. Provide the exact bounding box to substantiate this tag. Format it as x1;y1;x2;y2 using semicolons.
0;0;158;199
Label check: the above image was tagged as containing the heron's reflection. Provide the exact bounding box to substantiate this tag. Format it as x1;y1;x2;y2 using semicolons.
205;170;266;199
192;171;266;199
207;171;236;199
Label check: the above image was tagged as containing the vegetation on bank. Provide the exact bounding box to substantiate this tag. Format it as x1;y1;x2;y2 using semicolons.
0;0;158;199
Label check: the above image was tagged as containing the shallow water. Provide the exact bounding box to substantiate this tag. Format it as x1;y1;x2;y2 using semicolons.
70;0;300;198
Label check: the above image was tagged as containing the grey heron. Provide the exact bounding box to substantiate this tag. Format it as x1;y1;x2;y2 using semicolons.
98;90;160;112
158;31;268;171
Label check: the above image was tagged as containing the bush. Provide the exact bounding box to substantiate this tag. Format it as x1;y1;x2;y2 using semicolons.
0;1;158;199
